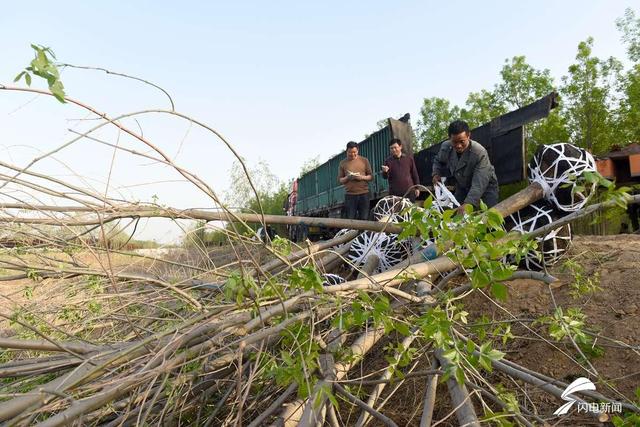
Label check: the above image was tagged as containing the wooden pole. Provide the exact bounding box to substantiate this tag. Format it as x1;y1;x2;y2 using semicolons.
355;328;419;427
357;254;380;279
258;230;358;274
419;359;440;427
434;351;480;427
0;203;404;234
491;182;544;217
317;244;352;272
298;329;344;427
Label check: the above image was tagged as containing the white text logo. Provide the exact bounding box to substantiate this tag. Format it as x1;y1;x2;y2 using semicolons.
554;377;596;416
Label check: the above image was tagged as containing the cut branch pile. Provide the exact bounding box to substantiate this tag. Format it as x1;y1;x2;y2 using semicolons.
0;84;638;426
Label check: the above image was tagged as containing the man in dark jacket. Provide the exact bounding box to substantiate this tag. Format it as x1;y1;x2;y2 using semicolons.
432;120;498;214
381;138;420;201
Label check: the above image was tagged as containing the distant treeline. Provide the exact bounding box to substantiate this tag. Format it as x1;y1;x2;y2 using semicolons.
415;8;640;157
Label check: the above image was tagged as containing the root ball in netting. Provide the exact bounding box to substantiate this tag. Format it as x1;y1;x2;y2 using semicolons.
372;196;413;223
322;273;345;286
348;231;412;273
505;200;573;270
528;143;597;212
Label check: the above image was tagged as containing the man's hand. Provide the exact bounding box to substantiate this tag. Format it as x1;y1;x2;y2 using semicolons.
414;189;420;199
432;175;441;186
456;203;470;216
381;165;389;173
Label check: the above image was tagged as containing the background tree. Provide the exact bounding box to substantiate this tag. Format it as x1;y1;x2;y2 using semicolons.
225;159;281;210
561;38;623;154
245;183;289;216
529;110;570;148
460;89;506;128
495;56;555;109
363;118;391;139
415;97;460;150
616;8;640;142
496;56;568;152
183;219;210;249
617;7;640;62
299;156;320;176
376;118;388;130
223;159;289;236
419;57;565;155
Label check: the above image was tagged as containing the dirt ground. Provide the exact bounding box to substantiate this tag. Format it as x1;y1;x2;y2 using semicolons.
1;236;638;425
358;234;640;426
497;235;640;396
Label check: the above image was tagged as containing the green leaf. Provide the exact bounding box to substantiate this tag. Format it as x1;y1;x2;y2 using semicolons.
487;349;506;361
456;310;469;324
478;354;493;371
600;177;614;188
492;265;514;281
471;269;490;288
281;351;293;365
464;203;474;214
394;322;411;337
271;236;292;256
465;340;475;353
397;223;415;241
373;296;390;313
16;44;67;103
572;184;585;195
583;171;598;184
325;385;339;409
490;282;508;301
50;80;66;103
501;325;514;345
442;209;454;223
454;366;466;385
423;196;433;210
290;267;323;292
486;209;504;228
441;347;457;362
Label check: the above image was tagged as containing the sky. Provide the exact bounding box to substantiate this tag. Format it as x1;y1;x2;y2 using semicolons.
0;1;636;242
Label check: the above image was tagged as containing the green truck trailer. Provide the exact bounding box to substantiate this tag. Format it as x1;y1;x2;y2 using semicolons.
295;115;414;219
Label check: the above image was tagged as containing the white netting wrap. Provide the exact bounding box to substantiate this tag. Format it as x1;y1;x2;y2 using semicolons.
348;231;412;273
373;196;414;223
434;180;460;211
528;143;597;212
406;181;460;252
539;224;572;267
332;228;352;250
322;273;345;287
505;201;573;270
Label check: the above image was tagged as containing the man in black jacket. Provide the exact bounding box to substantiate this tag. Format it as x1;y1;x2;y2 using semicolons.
381;138;420;201
432;120;499;214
